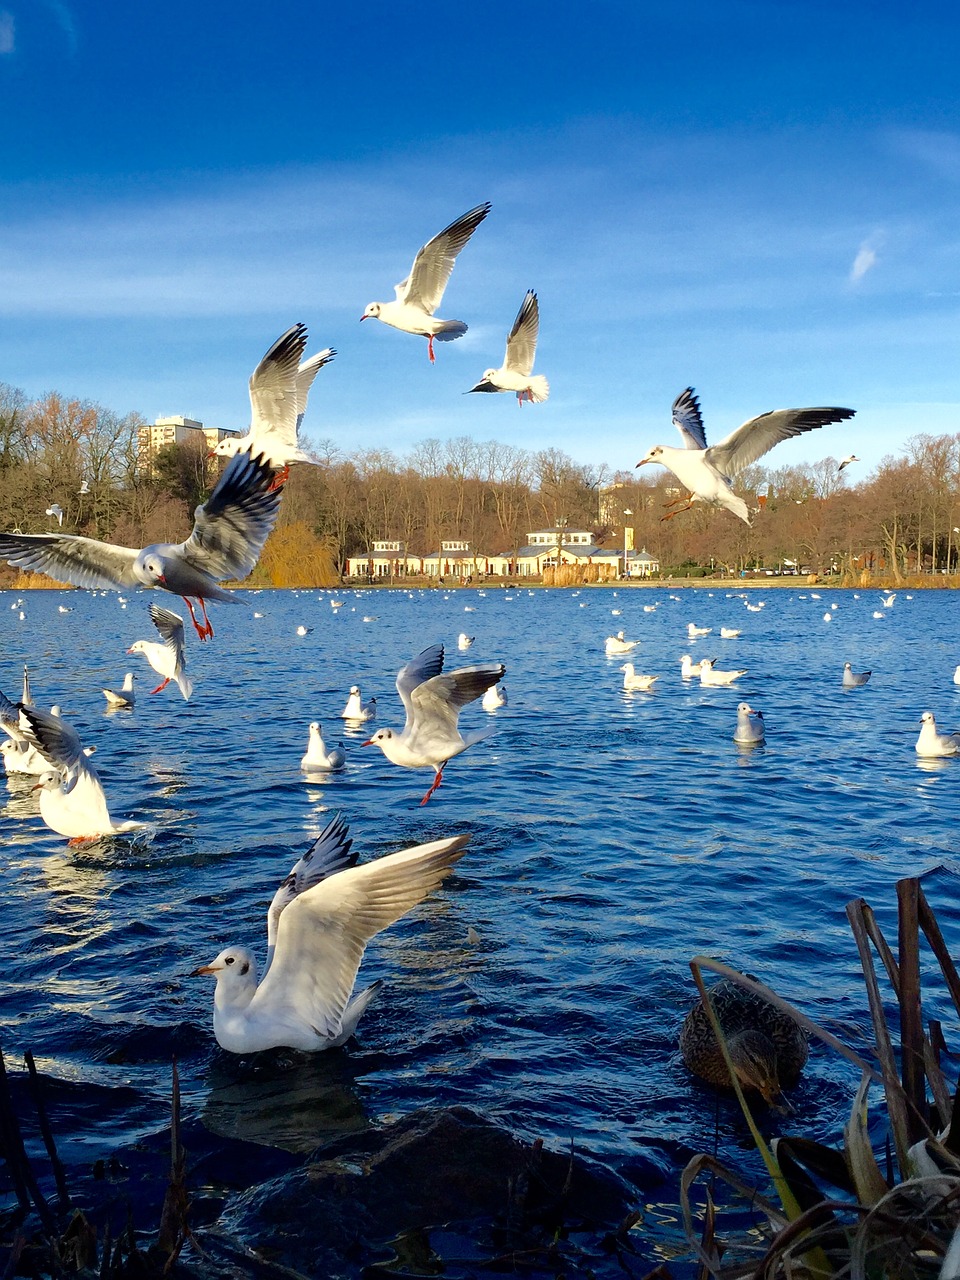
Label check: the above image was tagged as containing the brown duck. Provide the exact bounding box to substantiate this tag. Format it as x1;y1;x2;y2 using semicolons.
679;977;808;1104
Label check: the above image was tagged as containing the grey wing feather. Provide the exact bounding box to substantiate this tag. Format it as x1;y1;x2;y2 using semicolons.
412;662;506;727
504;291;539;376
0;532;140;591
396;644;445;731
248;323;308;445
708;407;856;477
178;451;282;582
0;688;20;738
265;813;357;956
150;603;186;652
672;387;708;451
19;705;96;788
399;203;491;314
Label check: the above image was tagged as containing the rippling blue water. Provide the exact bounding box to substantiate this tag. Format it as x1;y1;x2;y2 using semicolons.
2;583;959;1268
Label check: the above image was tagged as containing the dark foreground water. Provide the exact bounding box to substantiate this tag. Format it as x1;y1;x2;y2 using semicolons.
1;584;958;1274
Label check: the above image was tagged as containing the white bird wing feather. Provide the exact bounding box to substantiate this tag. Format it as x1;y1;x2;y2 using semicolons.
178;450;282;581
251;834;469;1040
247;323;309;447
707;407;856;478
396;644;445;733
407;664;505;751
294;348;336;431
19;705;99;791
395;204;491;314
150;604;187;668
503;291;539;376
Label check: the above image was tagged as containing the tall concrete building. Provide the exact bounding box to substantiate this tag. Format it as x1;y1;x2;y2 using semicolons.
137;416;241;474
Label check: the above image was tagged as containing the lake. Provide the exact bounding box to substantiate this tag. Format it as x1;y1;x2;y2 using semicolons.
2;583;958;1274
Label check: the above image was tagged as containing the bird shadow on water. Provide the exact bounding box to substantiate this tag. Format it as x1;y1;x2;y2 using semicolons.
199;1047;370;1153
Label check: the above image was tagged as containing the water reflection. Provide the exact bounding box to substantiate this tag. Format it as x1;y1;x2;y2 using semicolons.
201;1050;369;1152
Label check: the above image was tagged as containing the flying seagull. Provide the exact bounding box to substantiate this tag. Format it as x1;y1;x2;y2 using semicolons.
128;604;193;699
0;451;282;641
837;454;860;473
364;643;504;804
466;290;549;404
361;203;491;362
637;388;855;525
211;323;336;484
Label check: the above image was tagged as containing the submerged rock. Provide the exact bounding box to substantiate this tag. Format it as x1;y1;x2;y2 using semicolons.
205;1105;636;1276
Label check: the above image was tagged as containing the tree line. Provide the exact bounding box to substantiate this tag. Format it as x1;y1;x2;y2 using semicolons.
2;381;959;585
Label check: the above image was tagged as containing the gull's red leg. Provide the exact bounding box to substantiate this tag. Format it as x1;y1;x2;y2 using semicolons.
198;598;214;640
427;335;436;364
268;465;289;492
419;767;444;805
150;678;170;695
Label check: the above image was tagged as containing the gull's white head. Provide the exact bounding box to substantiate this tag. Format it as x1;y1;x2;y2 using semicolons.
361;302;381;321
211;438;242;460
127;640;148;655
349;685;361;696
637;446;664;467
192;946;257;998
920;711;935;726
32;769;63;794
363;728;393;750
135;553;167;586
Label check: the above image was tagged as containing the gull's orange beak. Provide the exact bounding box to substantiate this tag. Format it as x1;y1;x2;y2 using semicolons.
359;314;369;322
636;458;649;467
191;964;219;977
361;738;374;747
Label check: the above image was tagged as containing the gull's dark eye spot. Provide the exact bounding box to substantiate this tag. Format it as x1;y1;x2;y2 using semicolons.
225;956;235;966
240;962;249;976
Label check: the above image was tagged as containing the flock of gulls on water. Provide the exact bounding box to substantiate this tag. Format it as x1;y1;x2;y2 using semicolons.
0;203;948;1096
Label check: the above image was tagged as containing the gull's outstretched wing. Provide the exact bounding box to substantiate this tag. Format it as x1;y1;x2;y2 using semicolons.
672;388;708;451
248;323;308;448
708;407;856;478
0;532;140;591
396;644;445;733
265;813;357;963
252;834;469;1041
0;687;21;741
395;204;491;314
503;291;539;377
294;348;336;432
19;705;97;791
178;451;282;582
408;663;505;751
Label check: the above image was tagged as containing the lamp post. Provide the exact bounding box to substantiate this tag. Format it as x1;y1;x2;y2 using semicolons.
623;510;633;580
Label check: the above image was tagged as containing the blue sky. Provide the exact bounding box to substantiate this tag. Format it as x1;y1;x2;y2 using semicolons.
2;0;959;477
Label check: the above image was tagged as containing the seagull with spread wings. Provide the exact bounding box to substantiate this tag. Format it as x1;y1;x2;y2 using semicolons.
364;643;504;804
211;323;336;484
0;451;282;640
466;289;549;404
637;387;855;525
361;203;491;362
193;813;468;1052
128;603;193;699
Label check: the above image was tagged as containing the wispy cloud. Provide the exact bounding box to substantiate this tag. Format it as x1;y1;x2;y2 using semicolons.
849;234;882;284
885;128;960;182
0;10;14;54
43;0;78;56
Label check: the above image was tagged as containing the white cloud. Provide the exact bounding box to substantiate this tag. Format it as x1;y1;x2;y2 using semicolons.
849;234;883;284
0;10;14;54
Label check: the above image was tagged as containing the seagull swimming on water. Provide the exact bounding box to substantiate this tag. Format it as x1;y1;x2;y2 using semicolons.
102;672;136;708
20;706;143;841
361;203;491;363
341;686;376;722
192;813;469;1052
364;643;504;804
0;451;282;641
842;662;872;688
466;290;549;405
301;722;346;772
700;658;747;686
211;323;336;484
128;604;193;700
621;664;658;691
734;702;765;744
637;387;856;525
915;711;960;758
